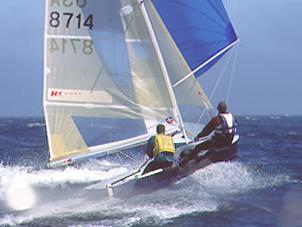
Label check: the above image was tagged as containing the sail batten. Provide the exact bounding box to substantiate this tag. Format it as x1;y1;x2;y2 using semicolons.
45;101;172;112
46;34;92;40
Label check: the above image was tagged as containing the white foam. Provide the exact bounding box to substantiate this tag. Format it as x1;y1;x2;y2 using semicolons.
0;198;88;226
0;161;128;189
29;166;128;188
26;122;46;128
126;191;217;221
0;161;294;225
245;116;257;121
187;162;291;194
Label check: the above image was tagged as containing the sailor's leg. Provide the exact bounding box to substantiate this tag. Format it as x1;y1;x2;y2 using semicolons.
142;161;156;174
142;161;161;174
179;140;213;167
157;160;173;169
193;140;213;154
215;135;233;147
142;160;173;174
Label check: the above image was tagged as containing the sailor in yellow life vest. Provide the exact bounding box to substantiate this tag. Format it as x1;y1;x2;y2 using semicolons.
143;124;175;174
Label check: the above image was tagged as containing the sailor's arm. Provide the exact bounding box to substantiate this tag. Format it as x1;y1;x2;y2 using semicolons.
195;117;220;140
145;136;155;158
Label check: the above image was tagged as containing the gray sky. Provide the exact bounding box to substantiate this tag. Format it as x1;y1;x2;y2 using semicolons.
227;0;302;115
0;0;301;117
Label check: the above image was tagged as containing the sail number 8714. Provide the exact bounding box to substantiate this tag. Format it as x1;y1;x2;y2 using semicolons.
49;38;93;55
49;11;94;29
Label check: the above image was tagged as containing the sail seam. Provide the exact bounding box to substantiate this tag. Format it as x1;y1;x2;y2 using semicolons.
44;101;171;111
206;0;228;25
45;34;92;40
171;0;226;29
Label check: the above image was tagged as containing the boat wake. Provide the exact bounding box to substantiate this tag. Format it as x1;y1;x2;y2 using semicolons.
0;161;294;226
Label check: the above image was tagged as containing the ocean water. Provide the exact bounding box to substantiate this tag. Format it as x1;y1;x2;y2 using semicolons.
0;116;301;227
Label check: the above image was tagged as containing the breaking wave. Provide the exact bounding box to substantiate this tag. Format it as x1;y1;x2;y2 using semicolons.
0;161;294;226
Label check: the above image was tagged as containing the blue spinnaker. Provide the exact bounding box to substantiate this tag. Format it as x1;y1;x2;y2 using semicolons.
152;0;238;77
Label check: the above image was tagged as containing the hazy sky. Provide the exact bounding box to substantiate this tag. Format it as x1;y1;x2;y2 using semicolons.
0;0;301;116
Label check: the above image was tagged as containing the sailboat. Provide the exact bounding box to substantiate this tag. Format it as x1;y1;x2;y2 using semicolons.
43;0;239;195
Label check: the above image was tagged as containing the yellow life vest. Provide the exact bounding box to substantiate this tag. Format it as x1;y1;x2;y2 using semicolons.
153;134;175;157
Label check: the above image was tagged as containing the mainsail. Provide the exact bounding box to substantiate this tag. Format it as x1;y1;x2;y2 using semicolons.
43;0;238;168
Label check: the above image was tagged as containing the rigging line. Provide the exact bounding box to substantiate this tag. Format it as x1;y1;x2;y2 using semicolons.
116;152;124;164
119;151;141;164
194;98;212;135
172;39;239;88
121;13;135;34
194;48;234;131
209;48;233;99
90;66;104;92
226;44;239;103
193;91;215;134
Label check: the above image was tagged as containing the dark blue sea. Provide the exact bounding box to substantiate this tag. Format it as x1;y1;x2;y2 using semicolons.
0;116;301;227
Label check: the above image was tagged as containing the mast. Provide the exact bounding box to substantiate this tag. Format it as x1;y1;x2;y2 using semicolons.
139;0;189;143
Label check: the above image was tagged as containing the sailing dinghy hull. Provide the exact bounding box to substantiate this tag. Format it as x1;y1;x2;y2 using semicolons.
106;137;238;198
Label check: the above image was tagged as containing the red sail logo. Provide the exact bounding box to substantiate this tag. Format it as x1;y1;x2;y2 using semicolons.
50;90;82;97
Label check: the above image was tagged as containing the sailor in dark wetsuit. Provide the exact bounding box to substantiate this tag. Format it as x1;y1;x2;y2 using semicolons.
180;101;237;166
143;124;175;174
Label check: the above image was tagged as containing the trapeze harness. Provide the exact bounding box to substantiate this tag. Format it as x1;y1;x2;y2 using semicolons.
214;113;237;138
153;134;175;157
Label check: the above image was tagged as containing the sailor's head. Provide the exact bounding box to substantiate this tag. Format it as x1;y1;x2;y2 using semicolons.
217;101;227;113
156;124;165;134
